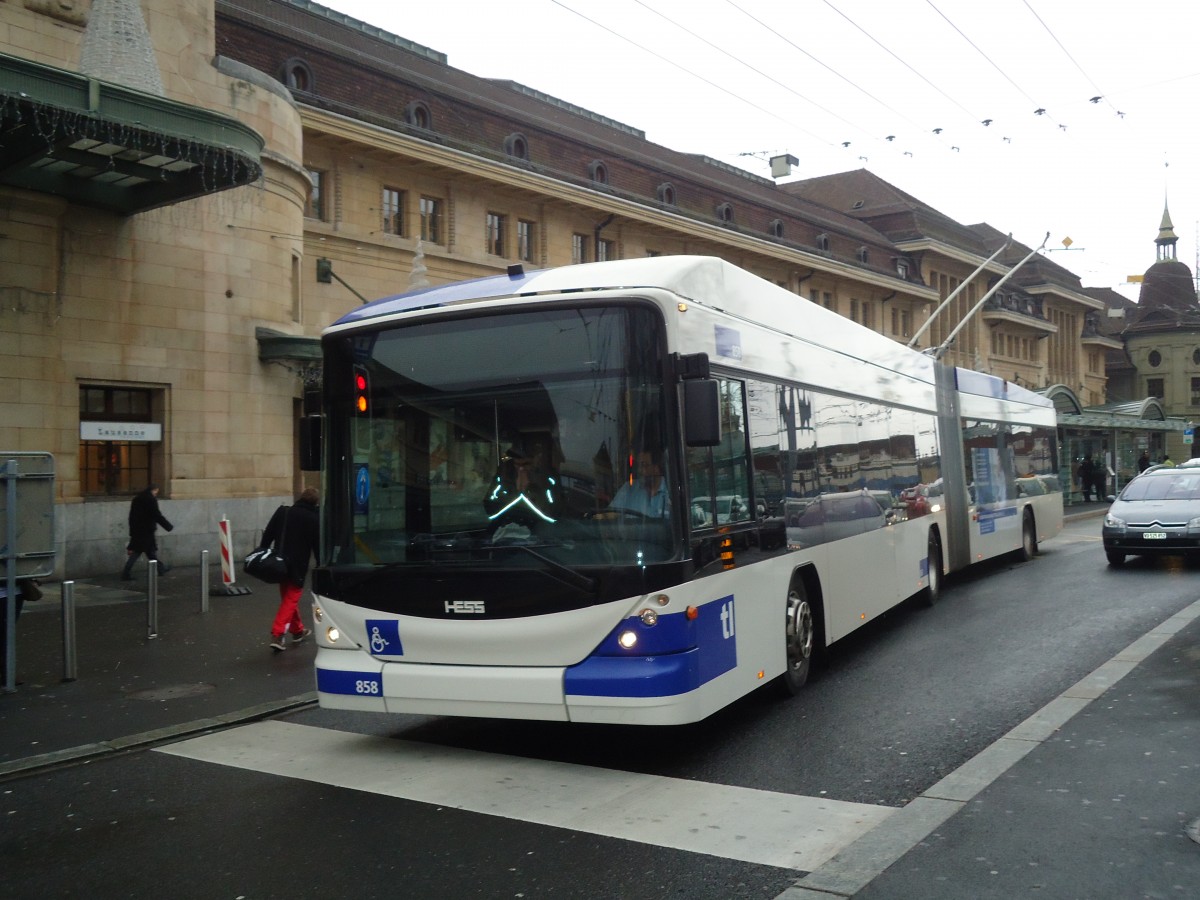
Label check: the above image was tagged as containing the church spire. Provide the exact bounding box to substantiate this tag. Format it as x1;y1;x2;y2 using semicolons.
1156;197;1178;261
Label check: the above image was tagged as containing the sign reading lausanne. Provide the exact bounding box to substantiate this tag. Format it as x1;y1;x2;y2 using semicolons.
80;422;162;442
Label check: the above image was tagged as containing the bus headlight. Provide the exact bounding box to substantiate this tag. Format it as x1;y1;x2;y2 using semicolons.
326;626;341;643
618;630;638;649
639;608;658;626
313;604;325;622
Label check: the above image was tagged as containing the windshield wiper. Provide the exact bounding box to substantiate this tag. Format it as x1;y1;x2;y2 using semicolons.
485;543;597;594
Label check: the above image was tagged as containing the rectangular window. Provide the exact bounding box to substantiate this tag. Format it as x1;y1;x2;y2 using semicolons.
646;249;661;257
305;169;326;220
517;220;535;262
572;233;589;265
420;196;443;244
1147;378;1164;399
1191;377;1200;405
823;292;835;312
486;212;507;256
597;238;616;262
850;298;860;322
78;386;160;496
382;187;405;235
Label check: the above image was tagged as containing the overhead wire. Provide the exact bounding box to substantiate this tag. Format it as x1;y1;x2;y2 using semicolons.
630;0;864;138
924;0;1064;129
1020;0;1123;118
721;0;930;145
547;0;836;149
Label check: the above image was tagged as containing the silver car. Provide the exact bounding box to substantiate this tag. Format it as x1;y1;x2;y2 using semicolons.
1102;467;1200;566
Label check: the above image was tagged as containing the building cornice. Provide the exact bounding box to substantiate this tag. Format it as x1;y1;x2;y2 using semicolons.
300;106;937;300
893;237;1008;274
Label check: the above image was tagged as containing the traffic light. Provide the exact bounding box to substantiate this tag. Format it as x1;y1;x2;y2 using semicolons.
352;365;370;414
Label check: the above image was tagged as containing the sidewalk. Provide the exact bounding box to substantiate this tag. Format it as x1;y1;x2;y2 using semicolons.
786;601;1200;899
0;564;317;777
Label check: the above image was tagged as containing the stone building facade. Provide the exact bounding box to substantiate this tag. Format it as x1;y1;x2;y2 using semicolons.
0;0;1146;576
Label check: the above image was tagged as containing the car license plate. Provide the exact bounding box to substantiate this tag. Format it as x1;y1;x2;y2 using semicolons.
1142;532;1168;540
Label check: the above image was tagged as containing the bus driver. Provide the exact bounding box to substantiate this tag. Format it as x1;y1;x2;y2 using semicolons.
609;449;668;517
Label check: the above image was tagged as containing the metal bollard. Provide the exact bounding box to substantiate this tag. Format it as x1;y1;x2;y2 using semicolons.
200;549;210;612
147;562;159;639
61;580;77;682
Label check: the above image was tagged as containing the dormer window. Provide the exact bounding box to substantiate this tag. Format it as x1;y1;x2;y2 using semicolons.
656;182;676;206
857;246;869;264
816;233;830;252
715;202;734;224
504;133;529;161
405;100;433;131
588;160;609;186
769;219;784;238
896;260;908;278
281;58;313;92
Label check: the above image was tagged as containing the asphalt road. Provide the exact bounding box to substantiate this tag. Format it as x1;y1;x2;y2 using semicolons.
4;518;1196;899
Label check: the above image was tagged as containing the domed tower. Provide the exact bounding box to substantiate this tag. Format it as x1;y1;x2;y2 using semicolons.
1123;201;1200;459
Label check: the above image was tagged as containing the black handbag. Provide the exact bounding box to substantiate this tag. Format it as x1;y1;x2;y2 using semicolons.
244;507;289;584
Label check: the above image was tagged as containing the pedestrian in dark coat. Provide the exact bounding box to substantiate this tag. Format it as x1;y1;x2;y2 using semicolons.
260;487;320;652
122;483;173;579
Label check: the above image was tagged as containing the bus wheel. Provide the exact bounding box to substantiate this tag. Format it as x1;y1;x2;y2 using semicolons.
920;530;943;607
778;584;814;695
1018;510;1038;561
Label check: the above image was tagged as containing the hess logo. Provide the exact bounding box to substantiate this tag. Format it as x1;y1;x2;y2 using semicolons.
445;600;486;615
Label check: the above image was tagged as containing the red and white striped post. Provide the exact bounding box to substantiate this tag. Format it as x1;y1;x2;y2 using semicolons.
213;516;251;596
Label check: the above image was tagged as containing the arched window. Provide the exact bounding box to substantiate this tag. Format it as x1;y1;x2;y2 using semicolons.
281;58;313;93
816;233;830;252
588;160;609;186
715;202;734;224
656;182;676;206
768;219;784;238
857;246;869;264
405;100;433;131
504;133;529;161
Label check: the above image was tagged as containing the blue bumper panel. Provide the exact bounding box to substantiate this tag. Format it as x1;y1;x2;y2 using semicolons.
316;668;383;697
565;595;737;697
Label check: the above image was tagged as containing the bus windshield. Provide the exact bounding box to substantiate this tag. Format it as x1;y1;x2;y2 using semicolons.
324;304;678;570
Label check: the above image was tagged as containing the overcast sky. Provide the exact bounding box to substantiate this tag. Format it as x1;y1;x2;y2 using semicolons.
317;0;1200;301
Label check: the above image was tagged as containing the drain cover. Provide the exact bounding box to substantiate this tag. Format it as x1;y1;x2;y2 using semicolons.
127;683;216;701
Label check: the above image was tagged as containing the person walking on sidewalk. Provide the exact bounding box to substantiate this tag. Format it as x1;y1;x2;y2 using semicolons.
122;483;173;580
259;486;320;652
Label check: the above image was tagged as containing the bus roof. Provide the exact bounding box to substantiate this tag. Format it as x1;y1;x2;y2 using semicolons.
329;255;811;328
327;255;1052;416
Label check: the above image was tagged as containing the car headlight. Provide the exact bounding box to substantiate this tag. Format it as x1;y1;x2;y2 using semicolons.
1188;516;1200;531
1104;513;1125;529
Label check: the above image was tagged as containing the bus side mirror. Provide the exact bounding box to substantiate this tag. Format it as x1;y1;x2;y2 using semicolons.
299;416;322;471
684;379;720;447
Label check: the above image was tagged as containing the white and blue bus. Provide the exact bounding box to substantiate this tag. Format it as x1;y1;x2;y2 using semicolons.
308;256;1061;725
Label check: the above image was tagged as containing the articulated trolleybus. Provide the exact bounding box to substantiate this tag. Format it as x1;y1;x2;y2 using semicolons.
309;256;1061;725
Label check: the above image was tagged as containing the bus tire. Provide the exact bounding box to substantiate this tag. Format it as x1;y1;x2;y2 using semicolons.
920;529;943;607
1017;509;1038;561
778;582;815;695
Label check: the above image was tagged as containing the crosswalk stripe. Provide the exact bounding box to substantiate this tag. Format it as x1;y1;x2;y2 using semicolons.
157;721;895;871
